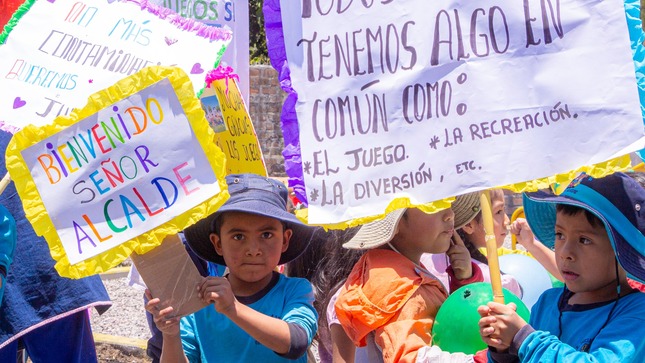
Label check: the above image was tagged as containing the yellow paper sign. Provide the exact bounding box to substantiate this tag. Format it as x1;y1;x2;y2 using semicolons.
200;72;267;176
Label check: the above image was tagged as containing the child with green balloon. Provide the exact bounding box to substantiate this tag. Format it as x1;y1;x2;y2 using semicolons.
335;196;489;363
478;172;645;361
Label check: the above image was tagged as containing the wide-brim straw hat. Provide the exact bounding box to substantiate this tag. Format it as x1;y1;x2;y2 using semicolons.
184;174;317;266
523;172;645;284
454;192;481;229
342;192;481;250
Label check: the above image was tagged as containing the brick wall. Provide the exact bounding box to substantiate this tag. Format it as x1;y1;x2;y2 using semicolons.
248;65;288;177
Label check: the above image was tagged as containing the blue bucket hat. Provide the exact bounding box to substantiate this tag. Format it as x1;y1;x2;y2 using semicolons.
184;174;317;266
523;172;645;284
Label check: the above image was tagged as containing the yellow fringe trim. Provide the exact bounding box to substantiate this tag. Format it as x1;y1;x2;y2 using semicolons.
6;66;229;278
295;154;633;229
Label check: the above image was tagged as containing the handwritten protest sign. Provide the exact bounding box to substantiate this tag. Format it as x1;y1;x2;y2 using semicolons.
200;67;267;176
0;0;231;131
269;0;645;225
150;0;250;102
5;66;229;278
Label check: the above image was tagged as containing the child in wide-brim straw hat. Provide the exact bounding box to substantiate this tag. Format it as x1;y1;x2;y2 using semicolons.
335;192;486;363
421;191;523;297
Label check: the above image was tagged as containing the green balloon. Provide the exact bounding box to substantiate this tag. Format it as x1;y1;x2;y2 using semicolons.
431;282;531;354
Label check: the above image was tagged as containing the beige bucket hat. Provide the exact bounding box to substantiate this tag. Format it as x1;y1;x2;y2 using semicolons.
342;192;481;250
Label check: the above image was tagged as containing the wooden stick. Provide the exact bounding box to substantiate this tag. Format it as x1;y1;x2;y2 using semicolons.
0;173;11;196
480;190;505;304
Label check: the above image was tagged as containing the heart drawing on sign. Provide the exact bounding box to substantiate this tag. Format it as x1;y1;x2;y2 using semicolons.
12;97;26;109
164;37;178;46
191;63;204;74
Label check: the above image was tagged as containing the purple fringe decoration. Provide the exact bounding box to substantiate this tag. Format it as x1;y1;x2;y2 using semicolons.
263;0;307;206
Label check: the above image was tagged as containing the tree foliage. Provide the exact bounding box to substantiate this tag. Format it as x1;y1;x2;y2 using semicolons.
249;0;269;64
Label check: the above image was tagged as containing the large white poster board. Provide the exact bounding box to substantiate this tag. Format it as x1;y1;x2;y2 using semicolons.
279;0;645;224
0;0;231;131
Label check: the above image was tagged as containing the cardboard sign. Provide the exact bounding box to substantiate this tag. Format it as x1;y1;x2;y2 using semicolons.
200;69;267;176
271;0;645;225
5;66;229;278
0;0;231;131
131;234;207;318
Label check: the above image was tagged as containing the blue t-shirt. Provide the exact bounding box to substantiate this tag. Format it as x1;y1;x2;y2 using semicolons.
180;273;318;363
492;287;645;362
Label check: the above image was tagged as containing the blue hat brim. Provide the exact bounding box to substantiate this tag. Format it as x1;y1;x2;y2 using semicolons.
184;200;316;266
523;186;645;284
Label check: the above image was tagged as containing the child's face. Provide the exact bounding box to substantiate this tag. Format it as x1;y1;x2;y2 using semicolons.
490;190;510;247
554;211;620;304
210;212;291;291
464;190;509;248
393;208;455;261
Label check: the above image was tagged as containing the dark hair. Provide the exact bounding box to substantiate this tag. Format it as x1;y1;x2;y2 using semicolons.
284;227;362;355
555;204;602;228
211;213;226;235
457;211;488;264
626;170;645;188
283;228;328;282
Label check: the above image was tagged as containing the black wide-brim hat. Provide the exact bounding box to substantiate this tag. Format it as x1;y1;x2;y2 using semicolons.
184;174;317;266
523;172;645;284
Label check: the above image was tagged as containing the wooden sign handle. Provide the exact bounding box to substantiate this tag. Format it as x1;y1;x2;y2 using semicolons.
480;190;505;304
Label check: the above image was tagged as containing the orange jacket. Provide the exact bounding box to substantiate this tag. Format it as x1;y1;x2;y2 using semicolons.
335;249;448;363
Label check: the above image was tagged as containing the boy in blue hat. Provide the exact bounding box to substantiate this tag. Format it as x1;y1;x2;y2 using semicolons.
478;172;645;362
145;174;319;363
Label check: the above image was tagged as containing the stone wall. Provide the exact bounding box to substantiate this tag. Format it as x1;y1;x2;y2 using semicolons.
248;64;288;177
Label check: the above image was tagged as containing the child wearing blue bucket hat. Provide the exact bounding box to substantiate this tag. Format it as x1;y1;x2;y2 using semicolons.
478;172;645;362
145;174;319;363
